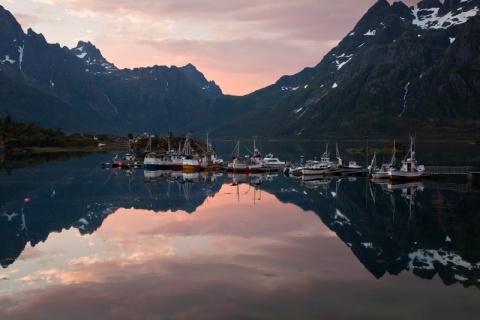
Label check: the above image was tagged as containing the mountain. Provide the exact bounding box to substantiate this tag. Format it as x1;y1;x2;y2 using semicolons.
206;0;480;139
1;1;480;138
0;5;221;134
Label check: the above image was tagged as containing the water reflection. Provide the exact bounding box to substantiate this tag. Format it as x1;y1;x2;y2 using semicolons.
1;152;480;318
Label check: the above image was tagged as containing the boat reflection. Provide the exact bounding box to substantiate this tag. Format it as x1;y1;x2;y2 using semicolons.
144;169;172;181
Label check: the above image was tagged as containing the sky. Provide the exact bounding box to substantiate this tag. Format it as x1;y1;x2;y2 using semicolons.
3;0;419;96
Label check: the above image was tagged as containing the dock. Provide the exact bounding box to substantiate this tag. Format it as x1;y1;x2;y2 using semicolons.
424;166;479;181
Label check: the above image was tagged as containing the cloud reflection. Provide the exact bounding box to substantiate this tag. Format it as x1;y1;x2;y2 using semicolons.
0;183;424;319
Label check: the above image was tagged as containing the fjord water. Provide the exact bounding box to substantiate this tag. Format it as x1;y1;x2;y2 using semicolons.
1;140;479;319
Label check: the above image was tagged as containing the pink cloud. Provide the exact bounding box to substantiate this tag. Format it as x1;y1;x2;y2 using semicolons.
10;0;425;95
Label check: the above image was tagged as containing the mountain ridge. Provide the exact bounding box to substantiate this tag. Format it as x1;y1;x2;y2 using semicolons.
1;1;480;139
203;0;480;139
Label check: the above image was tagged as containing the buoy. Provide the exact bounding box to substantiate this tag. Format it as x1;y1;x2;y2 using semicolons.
25;198;30;203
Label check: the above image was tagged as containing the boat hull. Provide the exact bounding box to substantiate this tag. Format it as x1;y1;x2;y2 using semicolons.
144;159;171;170
388;171;423;180
182;159;200;172
302;167;329;175
371;171;390;179
232;164;264;172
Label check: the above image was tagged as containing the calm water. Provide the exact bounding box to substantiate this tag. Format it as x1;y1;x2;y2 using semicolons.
1;140;480;320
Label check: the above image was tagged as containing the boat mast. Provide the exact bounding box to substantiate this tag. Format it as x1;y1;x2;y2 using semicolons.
390;139;396;166
336;143;342;166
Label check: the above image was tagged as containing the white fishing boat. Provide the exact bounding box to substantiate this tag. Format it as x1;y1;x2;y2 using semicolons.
104;139;142;168
336;143;362;170
370;140;397;180
143;135;171;170
261;153;286;168
144;152;171;170
284;162;303;176
229;140;265;172
388;135;425;181
301;161;330;175
302;143;332;175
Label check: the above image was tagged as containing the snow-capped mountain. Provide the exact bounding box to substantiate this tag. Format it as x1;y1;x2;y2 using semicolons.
71;41;118;74
1;0;480;137
205;0;480;139
0;4;222;134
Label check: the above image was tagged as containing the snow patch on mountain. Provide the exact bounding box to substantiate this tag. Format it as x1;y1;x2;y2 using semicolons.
333;53;354;70
1;55;16;64
73;44;117;73
412;6;479;29
17;45;24;69
282;86;299;91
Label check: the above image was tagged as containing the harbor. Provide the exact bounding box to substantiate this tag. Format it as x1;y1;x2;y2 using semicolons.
100;134;479;187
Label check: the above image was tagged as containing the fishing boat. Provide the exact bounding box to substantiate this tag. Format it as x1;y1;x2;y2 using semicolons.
302;143;332;175
103;139;142;169
261;153;286;168
144;152;172;170
143;135;172;170
229;140;265;172
198;133;224;170
336;143;362;170
370;140;397;180
301;161;330;175
182;156;200;171
388;135;426;180
180;134;201;172
284;162;303;176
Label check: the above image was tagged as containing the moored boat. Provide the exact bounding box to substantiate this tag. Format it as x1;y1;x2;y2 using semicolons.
229;140;266;172
388;135;426;180
302;143;332;175
179;134;201;172
182;155;201;171
301;161;330;175
198;133;224;170
143;135;172;170
336;143;362;170
370;140;397;180
261;153;286;168
144;152;171;170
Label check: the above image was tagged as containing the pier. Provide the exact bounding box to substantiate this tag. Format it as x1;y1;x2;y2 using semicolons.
424;166;479;181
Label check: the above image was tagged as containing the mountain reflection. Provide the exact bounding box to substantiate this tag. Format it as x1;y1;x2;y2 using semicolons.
1;152;479;292
277;176;480;288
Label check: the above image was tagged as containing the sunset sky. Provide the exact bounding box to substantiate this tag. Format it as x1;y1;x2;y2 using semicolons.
4;0;418;95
